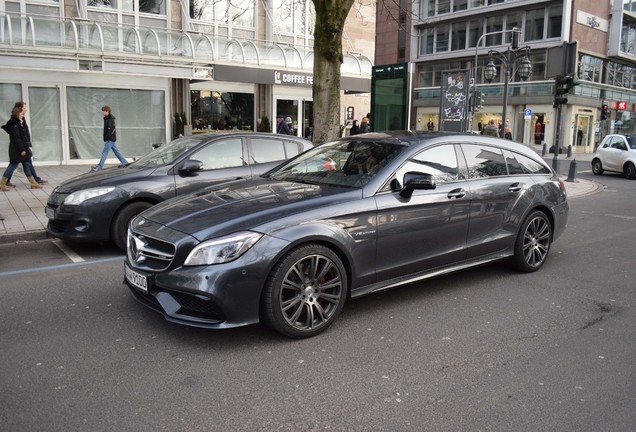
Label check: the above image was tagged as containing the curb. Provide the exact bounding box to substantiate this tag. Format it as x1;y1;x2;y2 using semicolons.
0;229;49;245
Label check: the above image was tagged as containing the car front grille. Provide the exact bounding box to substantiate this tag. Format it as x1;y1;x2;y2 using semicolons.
127;231;176;271
48;219;68;234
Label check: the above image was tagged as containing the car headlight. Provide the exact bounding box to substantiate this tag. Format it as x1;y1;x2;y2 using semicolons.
184;231;263;266
64;187;116;205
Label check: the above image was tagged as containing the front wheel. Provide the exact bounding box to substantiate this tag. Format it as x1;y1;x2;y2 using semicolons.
624;162;636;180
112;202;153;250
591;159;604;175
261;244;347;338
511;210;552;273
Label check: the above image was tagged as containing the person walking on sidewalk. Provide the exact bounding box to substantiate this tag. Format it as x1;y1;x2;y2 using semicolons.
92;105;128;171
1;103;42;191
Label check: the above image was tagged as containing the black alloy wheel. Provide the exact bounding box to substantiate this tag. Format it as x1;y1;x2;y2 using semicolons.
591;159;604;175
261;244;346;338
512;210;552;272
624;162;636;180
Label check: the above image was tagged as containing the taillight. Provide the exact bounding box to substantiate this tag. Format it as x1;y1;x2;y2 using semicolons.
557;178;567;196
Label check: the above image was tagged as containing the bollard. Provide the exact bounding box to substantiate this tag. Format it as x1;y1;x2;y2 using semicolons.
566;145;572;158
566;159;577;182
542;142;547;156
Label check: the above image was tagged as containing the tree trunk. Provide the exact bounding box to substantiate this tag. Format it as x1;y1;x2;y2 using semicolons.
311;0;354;144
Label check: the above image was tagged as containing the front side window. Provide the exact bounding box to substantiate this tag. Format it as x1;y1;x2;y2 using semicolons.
392;145;459;188
190;138;244;169
462;144;507;178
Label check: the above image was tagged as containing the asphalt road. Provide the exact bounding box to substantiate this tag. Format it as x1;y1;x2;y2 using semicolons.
1;172;635;432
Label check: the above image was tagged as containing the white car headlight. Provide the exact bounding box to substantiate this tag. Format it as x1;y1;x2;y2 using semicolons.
64;187;116;205
184;231;263;266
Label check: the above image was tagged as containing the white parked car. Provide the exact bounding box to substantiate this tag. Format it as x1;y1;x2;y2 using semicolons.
591;134;636;179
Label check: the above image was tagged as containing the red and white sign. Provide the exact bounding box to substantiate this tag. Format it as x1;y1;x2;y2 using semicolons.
617;101;627;111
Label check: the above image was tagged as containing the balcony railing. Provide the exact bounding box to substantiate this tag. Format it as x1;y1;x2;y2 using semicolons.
0;13;372;76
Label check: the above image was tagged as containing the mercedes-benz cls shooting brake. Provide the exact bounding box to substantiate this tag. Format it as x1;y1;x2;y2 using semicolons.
124;132;569;338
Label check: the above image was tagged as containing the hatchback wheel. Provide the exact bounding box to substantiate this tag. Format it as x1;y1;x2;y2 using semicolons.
591;159;604;175
624;162;636;180
511;210;552;272
112;202;153;250
261;244;346;338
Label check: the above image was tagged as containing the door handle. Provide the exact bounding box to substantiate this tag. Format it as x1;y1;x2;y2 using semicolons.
447;188;466;199
508;183;523;192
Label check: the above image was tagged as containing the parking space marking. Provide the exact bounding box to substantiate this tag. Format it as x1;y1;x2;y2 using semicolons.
52;239;85;263
604;213;635;220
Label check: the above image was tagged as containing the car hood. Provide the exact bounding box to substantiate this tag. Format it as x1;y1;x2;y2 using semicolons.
54;165;156;193
140;178;360;241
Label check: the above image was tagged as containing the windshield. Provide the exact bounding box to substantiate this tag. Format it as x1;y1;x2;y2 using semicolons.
129;136;206;169
267;139;407;187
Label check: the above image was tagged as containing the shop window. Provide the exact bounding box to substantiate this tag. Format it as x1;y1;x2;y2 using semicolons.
67;87;165;160
191;90;255;132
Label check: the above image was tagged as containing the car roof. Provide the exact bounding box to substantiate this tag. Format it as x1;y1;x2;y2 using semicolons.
332;130;541;157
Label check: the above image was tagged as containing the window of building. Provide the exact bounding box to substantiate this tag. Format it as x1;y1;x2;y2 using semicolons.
269;0;314;42
191;90;255;132
436;24;450;52
524;8;545;41
190;0;254;27
419;28;434;56
454;0;468;12
578;55;603;83
67;87;166;160
547;5;562;38
451;23;467;51
486;15;503;46
87;0;166;15
467;19;482;48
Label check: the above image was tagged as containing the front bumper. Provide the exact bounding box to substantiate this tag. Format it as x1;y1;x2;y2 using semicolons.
124;226;291;329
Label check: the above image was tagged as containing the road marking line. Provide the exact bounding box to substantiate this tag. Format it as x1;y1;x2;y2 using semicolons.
0;257;124;277
52;239;85;263
604;214;635;220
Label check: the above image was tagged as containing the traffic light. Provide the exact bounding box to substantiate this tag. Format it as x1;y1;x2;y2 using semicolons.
553;75;579;108
601;103;609;121
472;90;483;111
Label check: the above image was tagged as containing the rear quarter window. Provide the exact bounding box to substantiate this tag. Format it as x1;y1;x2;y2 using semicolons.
514;152;551;174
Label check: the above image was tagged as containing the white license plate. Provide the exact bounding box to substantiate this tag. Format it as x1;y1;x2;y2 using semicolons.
45;206;55;220
125;263;148;293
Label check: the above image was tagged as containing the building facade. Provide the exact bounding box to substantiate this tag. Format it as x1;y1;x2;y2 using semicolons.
0;0;375;166
376;0;636;153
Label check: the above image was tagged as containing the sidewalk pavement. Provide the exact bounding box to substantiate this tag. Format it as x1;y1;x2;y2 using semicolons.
0;151;601;245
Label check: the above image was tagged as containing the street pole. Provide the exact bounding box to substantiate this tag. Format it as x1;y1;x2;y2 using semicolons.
502;45;510;133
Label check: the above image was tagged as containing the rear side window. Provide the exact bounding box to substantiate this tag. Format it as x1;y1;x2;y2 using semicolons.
514;152;551;174
503;150;524;175
461;144;507;178
250;138;286;164
284;141;303;157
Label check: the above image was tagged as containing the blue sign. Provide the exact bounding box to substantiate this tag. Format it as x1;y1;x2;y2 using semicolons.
524;108;532;117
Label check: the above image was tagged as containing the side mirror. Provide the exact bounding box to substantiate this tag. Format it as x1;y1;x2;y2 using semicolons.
399;172;436;198
151;143;162;149
179;159;203;174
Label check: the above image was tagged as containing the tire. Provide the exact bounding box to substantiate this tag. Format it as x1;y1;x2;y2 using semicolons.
261;244;347;338
591;159;604;175
112;202;153;250
624;162;636;180
511;210;552;273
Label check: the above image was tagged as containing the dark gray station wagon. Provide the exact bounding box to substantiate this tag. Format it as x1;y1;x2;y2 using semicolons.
46;132;313;249
124;132;569;338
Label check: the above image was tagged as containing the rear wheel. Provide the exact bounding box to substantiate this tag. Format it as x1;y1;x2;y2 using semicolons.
591;159;604;175
511;210;552;273
112;202;153;250
624;162;636;180
261;244;346;338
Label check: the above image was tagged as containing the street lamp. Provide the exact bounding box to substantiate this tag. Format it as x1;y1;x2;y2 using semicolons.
483;44;532;136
